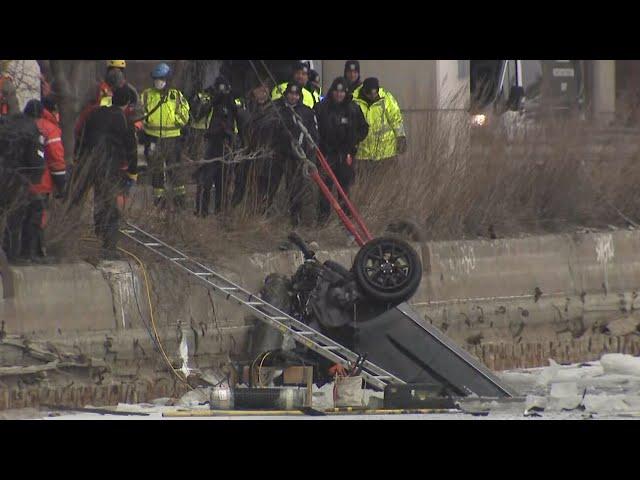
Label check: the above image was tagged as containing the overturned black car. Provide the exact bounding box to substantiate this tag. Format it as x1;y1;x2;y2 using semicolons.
249;233;515;398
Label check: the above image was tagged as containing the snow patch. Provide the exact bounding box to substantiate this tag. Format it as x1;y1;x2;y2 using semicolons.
600;353;640;377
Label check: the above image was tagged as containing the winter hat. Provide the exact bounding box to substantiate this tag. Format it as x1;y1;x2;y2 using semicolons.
329;77;348;93
362;77;380;93
284;82;301;95
344;60;360;74
213;75;231;92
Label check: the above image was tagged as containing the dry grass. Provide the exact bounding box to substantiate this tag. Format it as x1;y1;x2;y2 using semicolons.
348;111;640;242
122;109;640;262
11;104;640;263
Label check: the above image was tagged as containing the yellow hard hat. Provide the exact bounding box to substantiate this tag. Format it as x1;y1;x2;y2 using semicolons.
106;60;126;69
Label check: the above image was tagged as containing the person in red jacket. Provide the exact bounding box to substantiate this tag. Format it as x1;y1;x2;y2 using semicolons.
22;97;66;262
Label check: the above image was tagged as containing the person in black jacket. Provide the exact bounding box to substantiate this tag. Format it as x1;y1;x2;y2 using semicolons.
0;112;45;263
314;77;368;224
232;80;274;209
272;82;319;226
74;87;138;258
195;76;239;217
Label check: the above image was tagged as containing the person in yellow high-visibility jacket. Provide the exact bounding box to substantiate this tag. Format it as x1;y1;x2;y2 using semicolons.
271;61;320;109
140;62;190;208
186;89;213;163
352;77;407;178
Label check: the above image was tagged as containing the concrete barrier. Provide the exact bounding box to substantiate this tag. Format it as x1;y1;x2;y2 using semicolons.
1;262;116;334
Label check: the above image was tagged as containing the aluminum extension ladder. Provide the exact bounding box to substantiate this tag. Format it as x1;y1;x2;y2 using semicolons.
120;222;404;390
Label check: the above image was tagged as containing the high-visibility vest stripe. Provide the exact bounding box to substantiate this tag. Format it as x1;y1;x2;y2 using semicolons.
144;124;181;132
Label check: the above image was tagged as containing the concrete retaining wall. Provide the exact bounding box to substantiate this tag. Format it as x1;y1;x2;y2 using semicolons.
411;231;640;369
0;259;252;409
2;229;640;408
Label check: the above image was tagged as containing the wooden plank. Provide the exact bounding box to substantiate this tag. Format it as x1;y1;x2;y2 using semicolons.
42;404;151;416
324;408;459;415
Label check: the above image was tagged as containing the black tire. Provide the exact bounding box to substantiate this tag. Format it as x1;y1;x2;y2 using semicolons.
352;237;422;304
